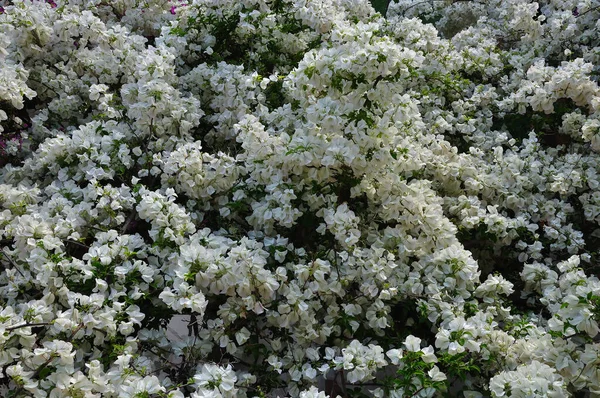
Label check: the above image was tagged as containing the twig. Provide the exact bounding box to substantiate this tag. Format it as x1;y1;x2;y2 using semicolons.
576;5;600;18
70;323;86;339
88;225;109;232
6;322;50;332
65;239;89;249
1;248;25;277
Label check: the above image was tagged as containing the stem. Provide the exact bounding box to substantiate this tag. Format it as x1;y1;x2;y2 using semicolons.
1;248;25;277
6;322;50;331
70;323;86;339
65;239;90;249
577;5;600;18
411;385;427;397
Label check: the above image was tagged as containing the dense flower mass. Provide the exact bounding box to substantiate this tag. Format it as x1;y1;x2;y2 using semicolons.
1;0;600;396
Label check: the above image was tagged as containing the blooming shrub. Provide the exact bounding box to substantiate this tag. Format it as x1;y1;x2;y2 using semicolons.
1;0;600;397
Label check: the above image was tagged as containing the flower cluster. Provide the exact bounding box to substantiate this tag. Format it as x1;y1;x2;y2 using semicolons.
1;0;600;396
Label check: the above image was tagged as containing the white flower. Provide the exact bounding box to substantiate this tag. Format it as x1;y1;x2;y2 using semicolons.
428;366;447;382
489;361;567;398
299;386;329;398
89;84;108;101
421;346;438;363
404;335;422;352
386;348;404;365
122;376;165;397
235;327;251;345
194;364;237;397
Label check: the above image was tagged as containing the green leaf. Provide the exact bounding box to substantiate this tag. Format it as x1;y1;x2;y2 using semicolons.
370;0;390;15
38;365;56;379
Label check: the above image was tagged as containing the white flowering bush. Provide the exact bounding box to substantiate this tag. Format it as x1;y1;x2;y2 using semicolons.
1;0;600;396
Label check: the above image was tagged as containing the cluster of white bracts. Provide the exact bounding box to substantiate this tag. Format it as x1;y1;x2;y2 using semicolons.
1;0;600;397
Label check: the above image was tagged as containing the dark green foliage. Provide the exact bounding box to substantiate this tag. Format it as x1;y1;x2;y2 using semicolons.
370;0;391;15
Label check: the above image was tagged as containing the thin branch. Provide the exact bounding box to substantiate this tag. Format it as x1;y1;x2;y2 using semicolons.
1;248;25;277
576;5;600;18
70;323;86;339
6;322;50;332
65;239;89;249
88;225;109;232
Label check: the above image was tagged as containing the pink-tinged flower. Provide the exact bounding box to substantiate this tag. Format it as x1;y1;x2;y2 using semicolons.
171;1;187;13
